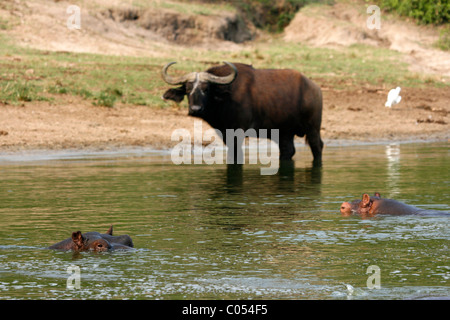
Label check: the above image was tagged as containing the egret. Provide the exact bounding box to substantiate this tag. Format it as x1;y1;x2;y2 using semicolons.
385;87;402;107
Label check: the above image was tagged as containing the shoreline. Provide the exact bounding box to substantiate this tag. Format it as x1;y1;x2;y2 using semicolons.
0;136;447;164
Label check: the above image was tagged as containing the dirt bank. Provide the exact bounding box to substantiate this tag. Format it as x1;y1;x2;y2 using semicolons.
284;1;450;78
1;0;253;56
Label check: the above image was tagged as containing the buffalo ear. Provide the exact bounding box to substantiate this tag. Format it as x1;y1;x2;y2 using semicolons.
162;86;185;103
72;231;84;250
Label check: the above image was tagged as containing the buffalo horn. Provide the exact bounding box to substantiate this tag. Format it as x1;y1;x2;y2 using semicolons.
161;62;197;85
199;61;238;84
161;61;237;85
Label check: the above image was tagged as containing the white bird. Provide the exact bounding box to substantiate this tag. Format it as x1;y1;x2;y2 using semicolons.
385;87;402;107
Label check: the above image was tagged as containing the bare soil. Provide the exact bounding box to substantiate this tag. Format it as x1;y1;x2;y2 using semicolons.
0;0;448;154
0;84;448;153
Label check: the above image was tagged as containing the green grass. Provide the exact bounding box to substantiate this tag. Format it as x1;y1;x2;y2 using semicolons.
0;17;10;30
149;0;235;16
0;81;50;103
86;0;236;16
0;26;448;107
434;26;450;51
0;36;173;107
233;40;447;88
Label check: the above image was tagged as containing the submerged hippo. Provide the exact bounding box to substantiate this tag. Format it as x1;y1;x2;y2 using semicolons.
340;193;449;217
48;225;133;252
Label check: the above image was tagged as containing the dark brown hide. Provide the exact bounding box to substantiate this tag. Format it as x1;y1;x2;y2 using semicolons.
162;63;323;165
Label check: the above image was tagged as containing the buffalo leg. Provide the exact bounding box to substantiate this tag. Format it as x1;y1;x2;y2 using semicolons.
306;128;323;166
278;136;296;161
223;133;244;164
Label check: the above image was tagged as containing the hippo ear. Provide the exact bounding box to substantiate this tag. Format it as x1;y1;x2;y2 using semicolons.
106;225;113;235
72;231;84;250
374;192;381;198
362;193;371;206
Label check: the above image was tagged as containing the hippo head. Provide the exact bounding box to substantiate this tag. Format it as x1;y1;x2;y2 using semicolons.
340;193;381;216
340;199;362;216
49;225;133;252
71;231;112;252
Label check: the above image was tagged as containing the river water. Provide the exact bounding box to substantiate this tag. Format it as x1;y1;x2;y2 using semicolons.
0;142;448;299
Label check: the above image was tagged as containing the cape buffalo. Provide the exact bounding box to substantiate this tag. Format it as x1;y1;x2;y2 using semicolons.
161;62;323;166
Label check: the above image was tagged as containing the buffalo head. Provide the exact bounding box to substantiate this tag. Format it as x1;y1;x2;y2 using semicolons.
161;61;237;116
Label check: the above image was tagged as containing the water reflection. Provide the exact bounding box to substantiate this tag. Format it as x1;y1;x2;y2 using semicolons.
385;144;401;196
222;162;322;195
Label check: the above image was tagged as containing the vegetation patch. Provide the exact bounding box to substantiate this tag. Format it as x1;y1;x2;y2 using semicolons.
435;26;450;51
377;0;449;25
191;0;334;32
0;80;49;104
93;88;123;108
